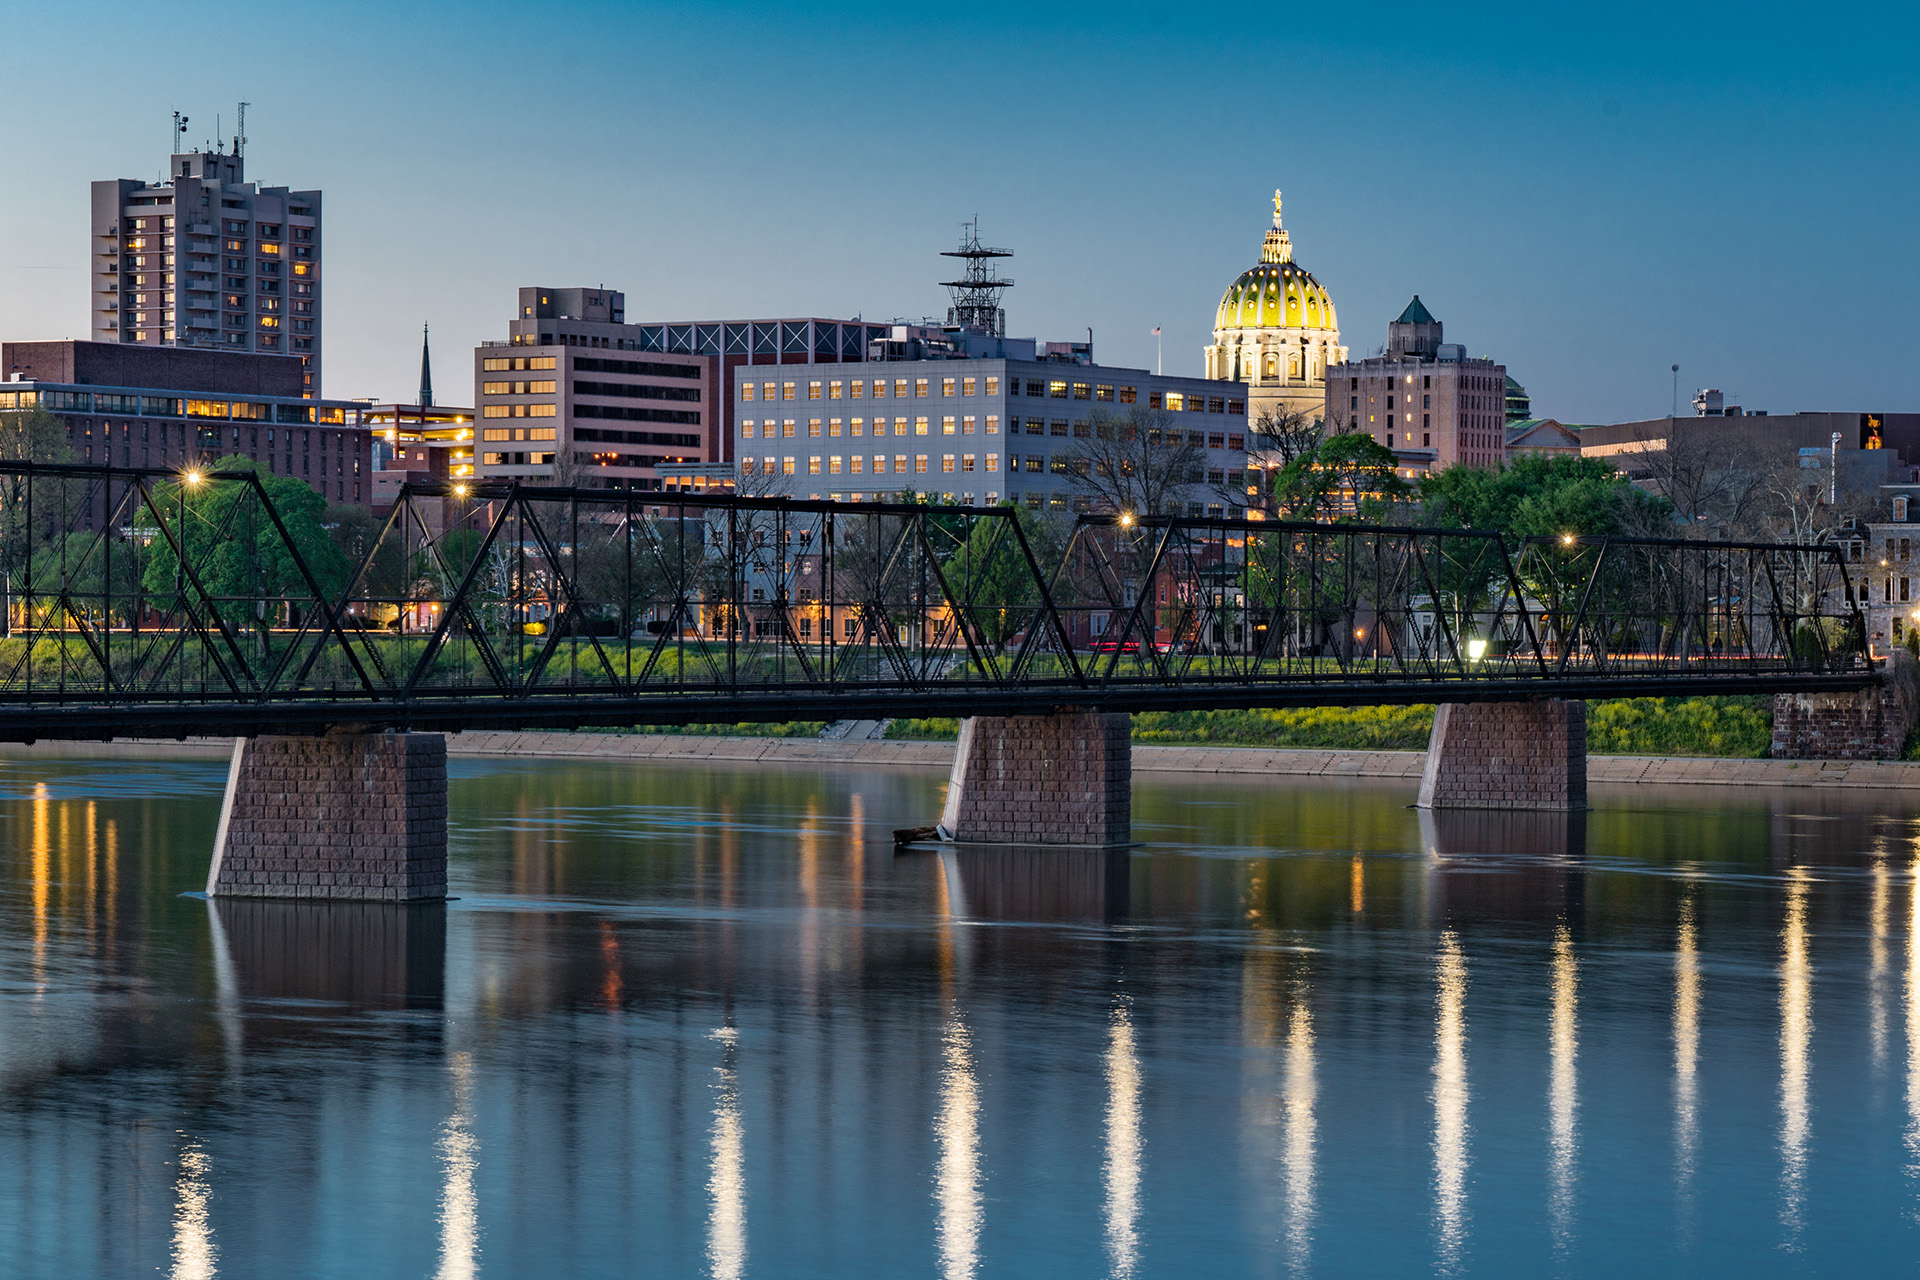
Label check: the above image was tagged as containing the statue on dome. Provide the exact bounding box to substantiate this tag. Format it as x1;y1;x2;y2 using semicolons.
1272;189;1283;228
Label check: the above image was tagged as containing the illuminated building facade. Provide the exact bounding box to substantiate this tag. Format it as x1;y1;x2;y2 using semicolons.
1204;191;1346;423
0;340;370;517
737;355;1249;514
365;403;476;512
91;147;322;398
1326;298;1509;478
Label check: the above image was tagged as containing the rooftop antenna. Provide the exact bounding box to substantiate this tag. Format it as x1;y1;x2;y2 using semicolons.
171;111;190;154
236;102;248;157
1670;364;1679;419
939;217;1013;337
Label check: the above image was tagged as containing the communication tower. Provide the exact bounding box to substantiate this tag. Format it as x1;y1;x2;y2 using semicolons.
939;218;1013;337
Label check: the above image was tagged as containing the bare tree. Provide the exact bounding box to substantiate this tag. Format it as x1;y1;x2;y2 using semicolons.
1060;405;1202;516
1619;418;1771;537
1246;403;1326;468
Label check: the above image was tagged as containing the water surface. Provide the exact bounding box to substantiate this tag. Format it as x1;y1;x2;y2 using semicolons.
0;752;1916;1277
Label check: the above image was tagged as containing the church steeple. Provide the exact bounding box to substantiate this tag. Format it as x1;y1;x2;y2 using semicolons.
418;324;434;408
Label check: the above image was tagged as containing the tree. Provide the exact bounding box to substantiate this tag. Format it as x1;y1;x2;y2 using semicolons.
1418;454;1669;540
1060;405;1202;516
1270;430;1412;521
1247;403;1326;468
139;458;352;631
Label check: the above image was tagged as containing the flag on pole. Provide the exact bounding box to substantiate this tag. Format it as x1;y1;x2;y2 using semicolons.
1151;327;1161;336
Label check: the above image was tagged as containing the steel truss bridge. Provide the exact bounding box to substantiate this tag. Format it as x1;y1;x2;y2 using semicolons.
0;462;1876;740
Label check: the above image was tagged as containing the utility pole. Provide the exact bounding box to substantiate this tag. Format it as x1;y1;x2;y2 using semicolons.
1670;364;1679;419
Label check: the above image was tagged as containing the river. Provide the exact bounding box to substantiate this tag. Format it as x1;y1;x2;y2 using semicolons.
0;751;1915;1277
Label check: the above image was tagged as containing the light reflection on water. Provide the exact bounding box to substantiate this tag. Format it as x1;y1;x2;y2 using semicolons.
0;757;1917;1275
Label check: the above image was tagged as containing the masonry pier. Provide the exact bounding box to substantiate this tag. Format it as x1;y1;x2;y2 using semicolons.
1772;650;1920;760
1418;699;1587;811
939;710;1132;846
206;732;449;900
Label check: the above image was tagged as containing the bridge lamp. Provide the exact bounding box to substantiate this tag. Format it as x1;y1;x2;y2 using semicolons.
452;483;469;499
1561;532;1576;546
1466;637;1488;662
1119;511;1135;528
183;469;203;487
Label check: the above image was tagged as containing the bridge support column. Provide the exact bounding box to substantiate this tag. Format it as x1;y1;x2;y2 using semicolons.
938;710;1131;846
207;732;448;901
1772;650;1920;760
1418;699;1586;811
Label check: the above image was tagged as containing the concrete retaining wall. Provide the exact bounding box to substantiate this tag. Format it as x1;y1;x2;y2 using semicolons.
207;733;448;901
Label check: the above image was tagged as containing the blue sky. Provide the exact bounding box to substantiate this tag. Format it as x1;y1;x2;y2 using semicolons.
2;0;1913;422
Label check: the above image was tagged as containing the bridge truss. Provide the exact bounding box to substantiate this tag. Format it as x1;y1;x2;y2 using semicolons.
0;463;1874;739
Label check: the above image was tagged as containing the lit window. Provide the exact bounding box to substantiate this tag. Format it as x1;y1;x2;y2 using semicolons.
762;381;775;401
808;457;821;475
850;380;864;399
742;383;755;401
963;377;977;396
963;416;976;435
783;457;796;475
808;419;821;437
942;416;956;435
782;382;796;401
850;456;864;474
1119;386;1136;404
830;419;842;437
1165;392;1184;411
915;417;929;435
962;454;976;472
895;380;909;398
529;405;556;417
894;418;908;436
1096;384;1113;402
895;454;907;473
941;455;955;472
986;416;999;435
850;418;864;437
742;421;756;438
985;377;999;395
808;381;821;400
1049;380;1068;398
984;455;998;473
915;378;929;397
915;455;928;473
1073;382;1091;400
830;456;842;474
872;380;886;399
783;420;796;438
829;381;843;400
942;377;956;397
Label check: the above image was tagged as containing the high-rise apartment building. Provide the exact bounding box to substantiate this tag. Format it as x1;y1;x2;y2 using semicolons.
1326;297;1508;478
92;146;322;397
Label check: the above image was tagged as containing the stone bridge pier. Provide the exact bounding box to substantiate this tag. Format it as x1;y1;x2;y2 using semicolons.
939;710;1132;846
1418;699;1588;811
206;732;449;901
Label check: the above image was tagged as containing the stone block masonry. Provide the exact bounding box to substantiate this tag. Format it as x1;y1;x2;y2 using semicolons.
1417;699;1586;811
940;711;1132;846
1772;650;1920;761
207;733;448;901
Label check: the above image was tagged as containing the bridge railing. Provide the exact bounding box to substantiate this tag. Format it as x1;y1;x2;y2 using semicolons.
0;464;1871;716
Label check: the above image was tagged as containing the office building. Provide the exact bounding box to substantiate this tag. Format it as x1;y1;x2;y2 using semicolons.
737;348;1250;515
482;287;888;470
0;340;371;514
1326;298;1509;477
92;139;322;397
1204;191;1347;423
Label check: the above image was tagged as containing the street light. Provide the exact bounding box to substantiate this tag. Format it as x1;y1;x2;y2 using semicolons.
1466;637;1488;662
183;469;203;487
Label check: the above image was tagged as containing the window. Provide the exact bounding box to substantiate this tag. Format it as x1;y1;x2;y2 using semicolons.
851;380;865;398
914;455;928;473
807;419;821;437
986;415;999;435
829;456;842;474
483;358;512;372
942;416;956;435
1073;382;1091;400
742;420;756;438
851;418;864;437
782;457;796;475
942;455;955;472
782;382;796;400
985;455;998;473
829;381;843;400
482;382;512;395
762;381;776;401
985;377;999;395
894;455;906;473
1423;394;1431;408
942;377;956;397
742;383;755;401
895;380;909;398
808;381;821;400
850;456;864;474
1048;380;1068;399
894;417;908;436
1050;420;1068;437
872;379;886;399
963;416;976;435
1208;433;1225;448
830;419;843;437
529;405;556;417
1423;414;1431;428
963;377;977;396
1074;421;1091;438
915;416;929;436
808;457;821;475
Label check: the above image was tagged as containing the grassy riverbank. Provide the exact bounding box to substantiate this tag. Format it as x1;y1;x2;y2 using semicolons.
886;695;1776;758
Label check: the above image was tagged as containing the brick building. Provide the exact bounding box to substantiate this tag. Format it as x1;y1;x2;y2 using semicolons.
1325;297;1509;478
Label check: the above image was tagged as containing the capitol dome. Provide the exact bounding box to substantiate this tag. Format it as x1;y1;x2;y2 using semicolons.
1204;191;1347;422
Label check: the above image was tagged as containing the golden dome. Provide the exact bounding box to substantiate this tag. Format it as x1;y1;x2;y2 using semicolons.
1213;191;1338;335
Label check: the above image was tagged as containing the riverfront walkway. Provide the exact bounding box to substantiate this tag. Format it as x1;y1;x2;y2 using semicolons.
10;731;1920;791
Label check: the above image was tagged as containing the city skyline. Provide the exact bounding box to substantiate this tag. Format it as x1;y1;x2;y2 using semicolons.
1;0;1913;423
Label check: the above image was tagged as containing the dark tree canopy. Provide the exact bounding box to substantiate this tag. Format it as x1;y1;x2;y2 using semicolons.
1418;454;1670;540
